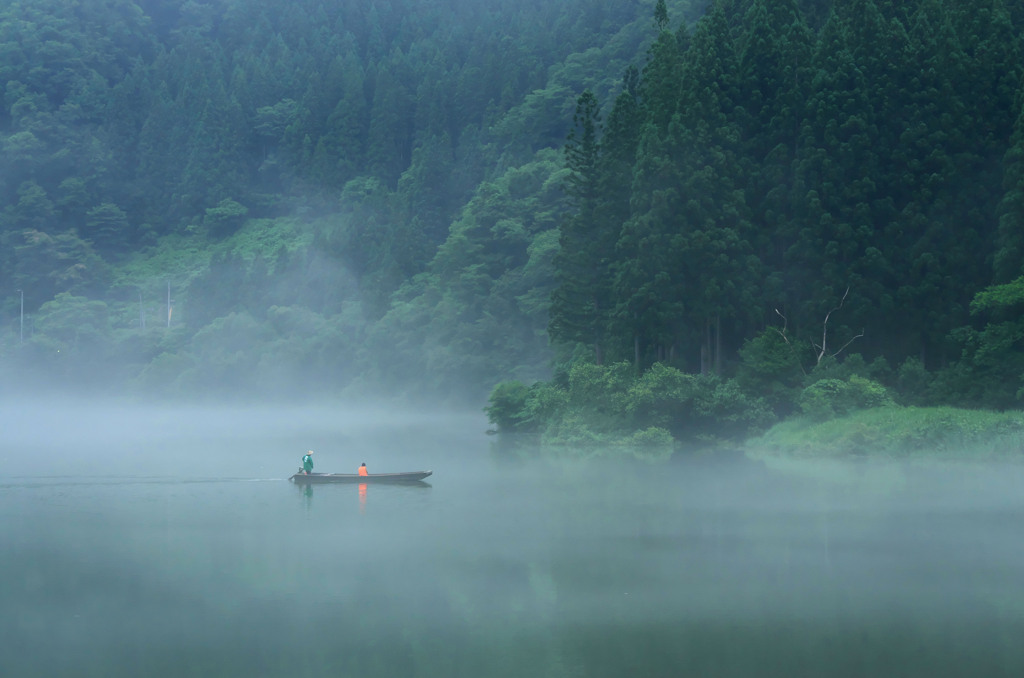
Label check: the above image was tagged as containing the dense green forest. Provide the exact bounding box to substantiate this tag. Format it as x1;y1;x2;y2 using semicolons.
0;0;707;398
2;0;1024;439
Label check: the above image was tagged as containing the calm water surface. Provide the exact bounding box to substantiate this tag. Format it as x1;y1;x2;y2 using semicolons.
2;403;1024;677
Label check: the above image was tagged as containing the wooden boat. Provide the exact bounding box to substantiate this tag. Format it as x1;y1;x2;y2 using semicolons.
290;470;432;484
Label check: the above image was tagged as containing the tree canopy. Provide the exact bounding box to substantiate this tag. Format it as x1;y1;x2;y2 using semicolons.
2;0;1024;417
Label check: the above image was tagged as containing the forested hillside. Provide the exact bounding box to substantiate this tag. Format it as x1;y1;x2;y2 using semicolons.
2;0;1023;415
548;0;1023;396
0;0;705;398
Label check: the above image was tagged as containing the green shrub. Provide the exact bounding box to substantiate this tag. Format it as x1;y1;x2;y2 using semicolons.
798;375;894;421
736;329;805;413
204;198;249;237
625;362;700;434
485;380;569;434
806;354;890;383
490;362;774;450
522;382;568;431
542;413;607;447
485;380;532;432
565;361;633;432
895;357;933;405
747;406;1024;460
696;378;776;440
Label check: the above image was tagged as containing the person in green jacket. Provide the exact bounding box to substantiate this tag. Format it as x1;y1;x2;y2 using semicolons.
302;450;314;474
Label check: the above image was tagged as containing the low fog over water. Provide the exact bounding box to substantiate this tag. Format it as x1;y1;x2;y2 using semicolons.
3;401;1024;677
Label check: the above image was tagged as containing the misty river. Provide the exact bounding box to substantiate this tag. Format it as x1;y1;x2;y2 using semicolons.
3;401;1024;677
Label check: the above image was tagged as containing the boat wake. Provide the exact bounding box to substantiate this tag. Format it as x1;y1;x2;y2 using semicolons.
2;476;289;488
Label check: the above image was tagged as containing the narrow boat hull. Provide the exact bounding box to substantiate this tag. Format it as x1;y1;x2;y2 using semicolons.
290;471;432;484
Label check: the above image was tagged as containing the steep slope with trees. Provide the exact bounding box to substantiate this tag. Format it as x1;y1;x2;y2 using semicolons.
0;0;703;399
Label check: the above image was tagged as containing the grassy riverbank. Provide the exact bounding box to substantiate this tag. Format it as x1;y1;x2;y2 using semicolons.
745;406;1024;460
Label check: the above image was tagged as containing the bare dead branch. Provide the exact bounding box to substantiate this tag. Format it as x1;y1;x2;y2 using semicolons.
774;308;787;334
831;329;865;359
812;287;851;364
811;287;861;365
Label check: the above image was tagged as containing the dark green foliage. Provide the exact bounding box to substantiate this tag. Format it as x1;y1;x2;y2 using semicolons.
625;363;696;432
484;360;774;447
565;361;635;431
654;0;671;32
996;86;1024;281
737;0;813;314
362;149;570;402
736;329;805;414
485;381;534;433
84;203;131;253
542;0;1024;426
895;357;935;406
23;293;114;385
550;90;617;363
798;376;894;421
3;0;1024;424
203;198;248;238
3;228;109;305
940;276;1024;408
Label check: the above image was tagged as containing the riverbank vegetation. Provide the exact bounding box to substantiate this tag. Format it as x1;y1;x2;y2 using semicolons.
748;406;1024;460
488;357;1024;460
486;0;1024;457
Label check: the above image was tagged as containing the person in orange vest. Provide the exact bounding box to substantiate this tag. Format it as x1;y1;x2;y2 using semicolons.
358;462;369;476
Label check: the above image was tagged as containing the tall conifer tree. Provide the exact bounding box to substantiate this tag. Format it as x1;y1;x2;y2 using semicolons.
995;83;1024;282
550;90;615;364
738;0;813;318
616;4;688;369
674;0;755;374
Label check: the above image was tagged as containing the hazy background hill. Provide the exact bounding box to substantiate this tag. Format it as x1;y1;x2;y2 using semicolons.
0;0;707;401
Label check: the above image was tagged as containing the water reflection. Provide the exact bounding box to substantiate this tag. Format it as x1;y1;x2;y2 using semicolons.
4;435;1024;677
291;476;431;516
